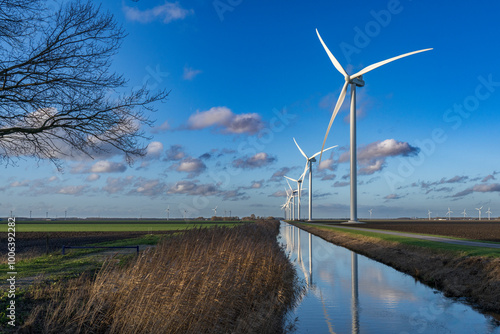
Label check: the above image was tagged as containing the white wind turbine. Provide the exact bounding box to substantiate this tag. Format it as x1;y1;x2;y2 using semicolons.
316;29;432;223
446;207;453;221
461;209;467;219
284;174;305;221
293;138;337;221
486;207;492;220
428;210;432;220
369;209;373;220
476;206;483;220
166;205;170;220
212;206;218;216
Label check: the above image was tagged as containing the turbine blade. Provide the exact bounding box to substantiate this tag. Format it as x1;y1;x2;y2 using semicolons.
284;176;298;182
293;138;308;159
285;178;293;190
319;82;348;163
316;29;348;78
299;164;308;181
311;145;338;159
351;48;433;79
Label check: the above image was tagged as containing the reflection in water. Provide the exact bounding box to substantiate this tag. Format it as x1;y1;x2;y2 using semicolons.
351;252;359;334
281;222;500;334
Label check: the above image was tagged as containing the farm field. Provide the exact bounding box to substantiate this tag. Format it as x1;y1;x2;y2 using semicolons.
315;220;500;242
1;221;241;232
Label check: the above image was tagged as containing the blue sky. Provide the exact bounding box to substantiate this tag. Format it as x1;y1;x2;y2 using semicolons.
2;0;500;219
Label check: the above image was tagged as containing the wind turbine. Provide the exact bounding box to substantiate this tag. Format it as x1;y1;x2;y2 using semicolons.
446;207;453;221
461;209;467;219
285;179;298;220
476;206;483;220
166;206;170;221
293;138;337;221
486;208;492;220
316;29;432;223
428;210;432;220
369;209;373;220
284;168;308;221
212;206;218;217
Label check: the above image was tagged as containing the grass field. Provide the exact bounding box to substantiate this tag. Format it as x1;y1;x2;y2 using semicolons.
302;223;500;258
1;222;240;232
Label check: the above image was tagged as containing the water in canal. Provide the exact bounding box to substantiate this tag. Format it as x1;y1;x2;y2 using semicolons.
280;223;500;334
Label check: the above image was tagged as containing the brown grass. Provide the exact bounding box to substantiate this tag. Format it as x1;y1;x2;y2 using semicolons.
18;221;300;333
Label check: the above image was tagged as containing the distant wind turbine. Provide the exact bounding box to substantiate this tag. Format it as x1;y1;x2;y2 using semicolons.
212;206;218;216
476;206;483;220
316;29;432;223
461;209;467;219
486;208;492;220
293;138;337;221
369;209;373;219
285;174;305;220
428;210;432;220
446;207;453;221
166;206;170;220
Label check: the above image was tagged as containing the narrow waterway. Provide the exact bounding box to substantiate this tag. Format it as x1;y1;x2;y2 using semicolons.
280;222;500;334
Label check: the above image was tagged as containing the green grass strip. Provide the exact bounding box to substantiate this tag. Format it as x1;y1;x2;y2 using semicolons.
301;223;500;258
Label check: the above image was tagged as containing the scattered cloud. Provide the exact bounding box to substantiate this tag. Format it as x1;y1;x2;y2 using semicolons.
173;157;206;177
269;190;288;198
269;167;292;182
339;139;419;175
89;160;127;173
168;180;218;196
482;174;496;182
128;178;168;197
103;176;135;195
152;120;171;133
57;185;88;196
86;174;100;182
187;107;264;135
183;66;202;80
165;145;186;161
123;1;194;24
145;141;163;159
452;183;500;198
333;181;349;187
384;193;402;200
233;152;275;169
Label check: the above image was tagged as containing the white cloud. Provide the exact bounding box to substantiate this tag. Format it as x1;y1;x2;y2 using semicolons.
123;2;193;24
90;160;127;173
183;66;202;80
187;107;264;135
174;157;206;177
145;141;163;159
233;152;275;169
151;120;170;133
57;185;88;196
86;174;100;181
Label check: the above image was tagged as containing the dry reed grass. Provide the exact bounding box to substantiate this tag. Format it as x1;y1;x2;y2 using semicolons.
19;221;300;333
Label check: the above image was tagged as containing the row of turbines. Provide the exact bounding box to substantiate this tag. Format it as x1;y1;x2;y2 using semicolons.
432;207;494;221
281;29;432;222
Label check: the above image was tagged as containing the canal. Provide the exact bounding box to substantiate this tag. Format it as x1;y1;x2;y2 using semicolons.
280;222;500;333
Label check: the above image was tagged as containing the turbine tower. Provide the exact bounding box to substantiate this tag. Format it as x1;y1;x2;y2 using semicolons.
293;138;337;221
285;174;306;220
316;29;432;223
166;206;170;221
428;210;432;220
486;208;492;220
446;207;453;221
369;209;373;220
476;206;483;220
212;206;218;216
461;209;467;219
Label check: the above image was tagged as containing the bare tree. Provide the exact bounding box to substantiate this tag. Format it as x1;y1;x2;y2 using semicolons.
0;0;168;168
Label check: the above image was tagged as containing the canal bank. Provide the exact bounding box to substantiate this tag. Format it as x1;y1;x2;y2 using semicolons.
290;222;500;319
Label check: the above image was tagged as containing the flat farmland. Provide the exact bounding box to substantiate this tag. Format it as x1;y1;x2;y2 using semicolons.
350;220;500;243
1;220;240;232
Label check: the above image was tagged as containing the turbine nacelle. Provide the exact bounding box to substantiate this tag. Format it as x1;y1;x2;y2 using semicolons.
350;76;365;87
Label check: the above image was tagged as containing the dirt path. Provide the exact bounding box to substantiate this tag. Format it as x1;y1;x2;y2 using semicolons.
312;223;500;248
